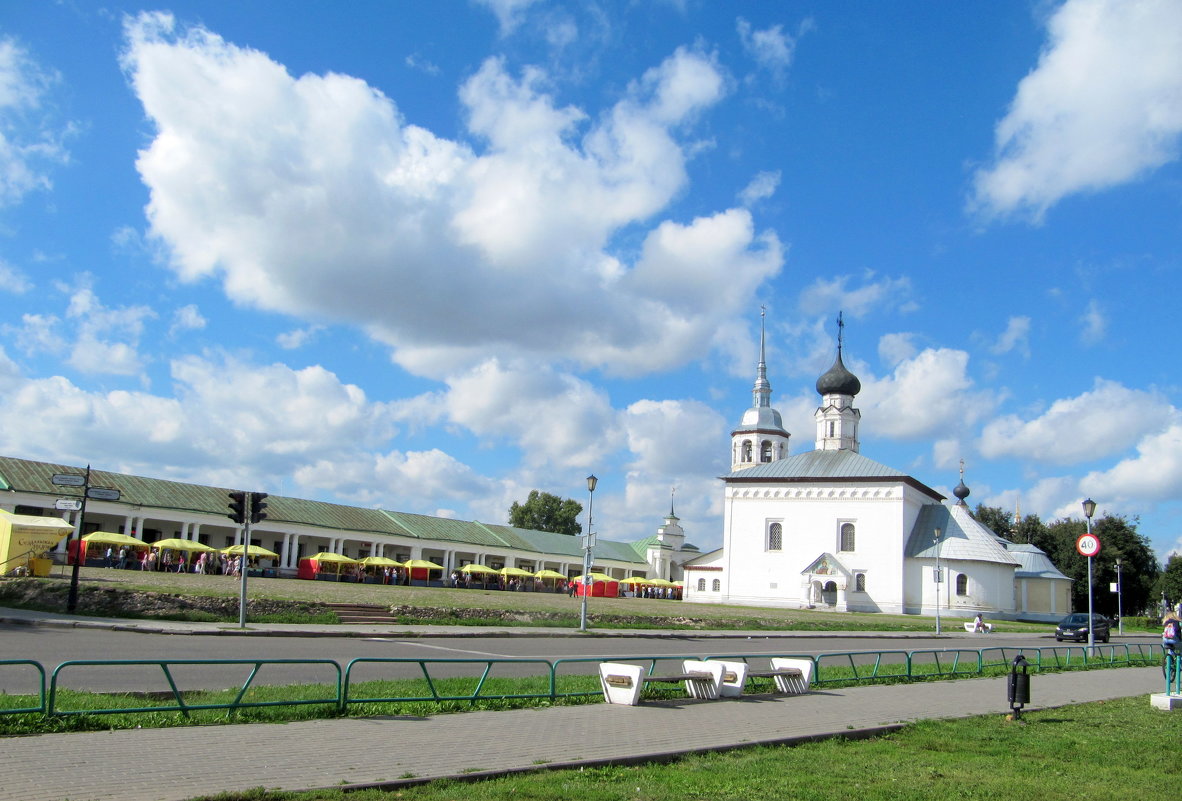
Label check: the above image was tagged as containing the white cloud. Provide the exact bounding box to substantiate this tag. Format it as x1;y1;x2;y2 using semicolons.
736;17;810;80
0;36;71;207
276;325;323;350
439;359;623;468
474;0;542;35
62;283;155;376
1083;423;1182;501
623;398;728;476
0;259;32;293
1080;299;1105;345
878;332;917;367
169;304;206;337
122;15;777;381
797;272;915;320
972;0;1182;220
860;348;997;440
738;169;780;206
979;378;1175;463
990;315;1031;356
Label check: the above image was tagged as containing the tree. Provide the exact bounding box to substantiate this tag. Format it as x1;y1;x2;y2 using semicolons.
508;490;583;535
973;504;1013;538
1045;514;1159;617
1156;556;1182;613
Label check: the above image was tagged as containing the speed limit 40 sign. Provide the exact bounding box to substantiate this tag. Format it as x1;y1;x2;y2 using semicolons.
1077;533;1101;557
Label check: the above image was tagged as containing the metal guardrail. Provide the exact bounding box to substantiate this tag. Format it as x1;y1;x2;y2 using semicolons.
342;657;556;706
0;645;1166;720
46;659;342;718
0;660;46;714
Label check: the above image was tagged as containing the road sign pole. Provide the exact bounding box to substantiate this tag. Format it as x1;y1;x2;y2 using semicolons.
65;465;91;613
239;493;251;629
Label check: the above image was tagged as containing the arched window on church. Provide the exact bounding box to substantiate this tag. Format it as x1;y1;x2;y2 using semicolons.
839;522;855;552
767;522;782;551
741;440;753;462
697;578;706;592
956;573;968;596
760;440;772;462
854;573;866;592
712;578;721;591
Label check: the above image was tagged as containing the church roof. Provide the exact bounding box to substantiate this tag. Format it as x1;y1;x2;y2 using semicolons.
1001;542;1072;581
732;405;786;433
816;351;861;397
723;449;944;501
905;503;1021;566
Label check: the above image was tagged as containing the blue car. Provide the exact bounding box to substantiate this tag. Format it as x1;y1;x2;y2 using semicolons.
1055;613;1110;643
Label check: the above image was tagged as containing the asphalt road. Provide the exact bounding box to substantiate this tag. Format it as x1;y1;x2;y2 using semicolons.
0;625;1127;694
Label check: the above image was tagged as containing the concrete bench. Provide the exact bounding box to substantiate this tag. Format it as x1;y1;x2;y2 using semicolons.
599;660;723;705
963;621;994;633
712;657;813;697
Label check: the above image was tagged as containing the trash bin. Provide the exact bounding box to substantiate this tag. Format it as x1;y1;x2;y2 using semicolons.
1008;654;1030;719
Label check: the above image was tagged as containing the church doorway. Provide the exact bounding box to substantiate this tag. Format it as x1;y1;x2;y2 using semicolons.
821;581;837;607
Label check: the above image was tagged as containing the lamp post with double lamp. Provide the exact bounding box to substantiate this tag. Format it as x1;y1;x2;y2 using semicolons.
1083;498;1098;656
933;526;943;634
578;474;597;632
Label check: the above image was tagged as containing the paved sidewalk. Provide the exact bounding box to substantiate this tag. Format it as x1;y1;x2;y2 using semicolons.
0;665;1163;801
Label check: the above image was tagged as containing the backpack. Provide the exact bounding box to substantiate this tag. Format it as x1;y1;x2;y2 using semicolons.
1165;620;1179;640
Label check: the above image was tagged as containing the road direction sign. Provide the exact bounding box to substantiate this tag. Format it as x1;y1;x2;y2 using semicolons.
55;498;83;511
86;487;121;501
1077;533;1101;558
51;473;85;487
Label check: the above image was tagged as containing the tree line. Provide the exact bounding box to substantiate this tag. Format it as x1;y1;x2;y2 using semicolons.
974;504;1166;618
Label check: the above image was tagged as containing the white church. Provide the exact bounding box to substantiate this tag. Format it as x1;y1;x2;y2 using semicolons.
682;316;1071;622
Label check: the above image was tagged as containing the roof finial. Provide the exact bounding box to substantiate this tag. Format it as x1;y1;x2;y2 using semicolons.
953;458;970;506
670;486;676;517
837;311;845;358
752;306;772;408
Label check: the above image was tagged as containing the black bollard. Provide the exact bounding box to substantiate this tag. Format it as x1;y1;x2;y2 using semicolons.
1007;654;1030;720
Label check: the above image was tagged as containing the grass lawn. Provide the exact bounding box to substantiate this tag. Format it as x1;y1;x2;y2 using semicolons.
189;695;1180;801
11;566;1080;632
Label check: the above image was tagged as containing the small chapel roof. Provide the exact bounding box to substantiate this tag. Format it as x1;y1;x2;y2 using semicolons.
1001;542;1072;581
904;503;1020;566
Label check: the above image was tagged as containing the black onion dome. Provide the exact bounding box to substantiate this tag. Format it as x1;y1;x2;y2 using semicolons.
953;479;970;503
815;352;861;397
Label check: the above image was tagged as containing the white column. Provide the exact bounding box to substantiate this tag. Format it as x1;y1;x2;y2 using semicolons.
191;523;201;544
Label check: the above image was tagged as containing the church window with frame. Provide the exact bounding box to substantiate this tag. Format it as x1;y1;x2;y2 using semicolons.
696;578;706;592
767;522;783;551
854;572;866;592
712;578;721;591
839;522;856;552
955;573;968;596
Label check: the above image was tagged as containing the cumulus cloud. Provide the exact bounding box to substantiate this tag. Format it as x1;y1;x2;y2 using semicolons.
972;0;1182;220
474;0;542;35
276;325;323;350
860;348;998;440
1082;423;1182;501
623;398;728;476
979;378;1175;463
122;14;778;380
0;36;71;206
878;332;917;367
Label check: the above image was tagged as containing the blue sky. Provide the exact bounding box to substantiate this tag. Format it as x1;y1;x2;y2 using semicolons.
1;1;1180;559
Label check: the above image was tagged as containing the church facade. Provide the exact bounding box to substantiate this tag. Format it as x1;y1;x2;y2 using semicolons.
683;318;1071;622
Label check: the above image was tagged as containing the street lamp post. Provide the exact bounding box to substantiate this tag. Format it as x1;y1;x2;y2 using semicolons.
1115;557;1124;636
933;526;943;635
1083;498;1097;656
578;475;597;632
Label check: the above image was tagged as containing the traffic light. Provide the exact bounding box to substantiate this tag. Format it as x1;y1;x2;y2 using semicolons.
227;491;246;524
250;492;268;524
